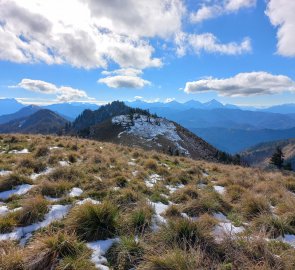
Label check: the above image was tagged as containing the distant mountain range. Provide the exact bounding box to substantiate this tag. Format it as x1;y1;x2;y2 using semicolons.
0;99;99;120
1;98;295;153
0;101;238;163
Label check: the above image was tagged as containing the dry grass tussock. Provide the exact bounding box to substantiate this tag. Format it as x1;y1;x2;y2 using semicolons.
0;134;294;269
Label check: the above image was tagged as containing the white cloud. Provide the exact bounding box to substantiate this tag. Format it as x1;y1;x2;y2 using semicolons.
176;32;251;56
99;76;150;89
17;79;91;102
83;0;185;38
0;0;163;69
266;0;295;57
99;68;151;89
184;72;295;97
190;0;256;23
0;0;256;70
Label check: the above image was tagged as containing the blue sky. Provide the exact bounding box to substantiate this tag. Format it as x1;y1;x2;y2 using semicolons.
0;0;295;107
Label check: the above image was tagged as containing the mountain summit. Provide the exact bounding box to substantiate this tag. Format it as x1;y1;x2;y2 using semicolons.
70;101;236;162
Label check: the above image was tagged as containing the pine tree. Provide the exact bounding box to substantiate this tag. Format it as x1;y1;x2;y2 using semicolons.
270;147;284;169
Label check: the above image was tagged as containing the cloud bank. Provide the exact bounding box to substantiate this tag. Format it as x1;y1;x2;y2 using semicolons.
184;72;295;97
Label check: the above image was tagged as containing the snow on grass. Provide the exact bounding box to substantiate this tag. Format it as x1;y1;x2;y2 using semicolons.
0;205;9;215
213;212;244;241
30;167;54;181
112;114;189;155
214;185;225;195
132;170;139;177
49;146;62;150
0;204;70;243
0;170;12;176
76;198;101;205
149;200;170;230
145;174;162;188
87;238;119;270
59;160;70;167
8;149;29;154
0;184;35;200
69;187;83;197
128;161;136;166
166;184;185;193
213;212;230;222
0;205;22;216
197;183;207;189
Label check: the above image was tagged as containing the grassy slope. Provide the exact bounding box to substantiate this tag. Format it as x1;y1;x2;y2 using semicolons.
0;134;295;269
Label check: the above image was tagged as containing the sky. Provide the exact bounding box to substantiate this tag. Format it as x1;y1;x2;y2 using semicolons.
0;0;295;107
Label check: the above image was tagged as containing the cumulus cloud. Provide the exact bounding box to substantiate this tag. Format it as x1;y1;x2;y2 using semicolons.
190;0;256;23
17;79;90;102
184;72;295;97
176;32;251;56
98;68;151;89
0;0;164;69
83;0;185;38
266;0;295;57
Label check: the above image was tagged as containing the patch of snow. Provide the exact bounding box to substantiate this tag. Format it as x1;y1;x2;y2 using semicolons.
166;184;185;193
214;185;225;195
214;222;244;242
87;238;119;270
49;146;61;150
132;171;138;177
212;212;244;241
149;201;170;230
0;204;70;243
69;187;83;197
198;183;207;189
0;205;9;215
181;212;193;219
202;172;209;177
9;149;29;154
128;161;136;166
30;167;54;181
145;174;162;188
76;198;101;205
0;184;35;200
213;212;230;222
59;160;70;167
0;170;12;177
